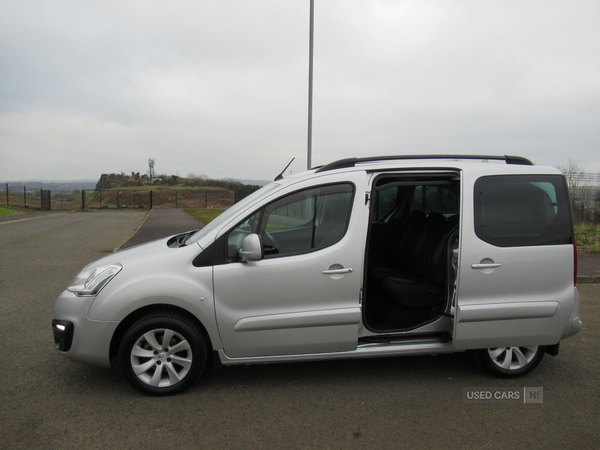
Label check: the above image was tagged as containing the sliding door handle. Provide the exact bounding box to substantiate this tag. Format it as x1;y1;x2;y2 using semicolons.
471;263;501;269
322;268;353;275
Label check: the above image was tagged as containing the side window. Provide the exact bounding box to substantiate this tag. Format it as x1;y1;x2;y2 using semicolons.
413;185;458;215
474;175;573;247
227;183;354;260
373;186;399;221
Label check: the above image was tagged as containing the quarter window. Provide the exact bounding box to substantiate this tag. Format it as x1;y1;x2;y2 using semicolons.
474;175;573;247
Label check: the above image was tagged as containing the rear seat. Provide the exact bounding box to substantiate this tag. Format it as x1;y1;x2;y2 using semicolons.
368;209;426;285
381;213;457;308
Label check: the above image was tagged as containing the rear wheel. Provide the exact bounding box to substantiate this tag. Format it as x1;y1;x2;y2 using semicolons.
475;345;545;378
118;313;207;395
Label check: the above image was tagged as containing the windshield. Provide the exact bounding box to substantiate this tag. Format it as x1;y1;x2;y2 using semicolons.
186;182;280;245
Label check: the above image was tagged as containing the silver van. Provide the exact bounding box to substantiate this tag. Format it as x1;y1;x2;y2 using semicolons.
52;155;582;395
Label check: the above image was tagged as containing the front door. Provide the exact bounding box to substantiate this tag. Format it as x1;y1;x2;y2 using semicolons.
214;174;367;358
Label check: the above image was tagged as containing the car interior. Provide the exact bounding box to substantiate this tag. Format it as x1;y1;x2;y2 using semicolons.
364;173;460;333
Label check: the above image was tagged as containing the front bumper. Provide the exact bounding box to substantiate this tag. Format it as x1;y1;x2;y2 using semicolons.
52;290;119;368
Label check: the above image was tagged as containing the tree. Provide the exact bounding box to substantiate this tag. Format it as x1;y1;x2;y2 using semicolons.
558;158;583;192
558;158;585;218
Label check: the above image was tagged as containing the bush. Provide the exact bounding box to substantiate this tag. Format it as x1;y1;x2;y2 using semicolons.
575;222;600;254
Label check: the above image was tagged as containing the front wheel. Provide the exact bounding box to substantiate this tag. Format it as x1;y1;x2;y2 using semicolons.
118;313;207;395
475;345;545;378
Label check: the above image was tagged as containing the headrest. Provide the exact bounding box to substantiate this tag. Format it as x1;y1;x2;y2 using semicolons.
409;209;426;226
425;212;445;231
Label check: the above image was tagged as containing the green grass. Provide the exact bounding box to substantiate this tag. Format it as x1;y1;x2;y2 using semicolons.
575;222;600;254
184;208;224;224
0;206;24;217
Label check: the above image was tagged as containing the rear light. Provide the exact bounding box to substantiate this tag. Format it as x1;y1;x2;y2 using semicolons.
574;237;578;286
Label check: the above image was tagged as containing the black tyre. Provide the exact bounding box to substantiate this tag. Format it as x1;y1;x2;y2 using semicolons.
118;313;207;395
475;345;545;378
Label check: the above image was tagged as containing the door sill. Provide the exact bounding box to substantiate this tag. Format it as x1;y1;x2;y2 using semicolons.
218;336;455;366
359;332;452;345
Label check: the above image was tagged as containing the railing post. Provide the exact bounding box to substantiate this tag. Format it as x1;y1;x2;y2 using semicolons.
150;190;153;209
24;186;26;208
205;190;208;208
175;190;178;208
6;183;9;205
82;190;85;210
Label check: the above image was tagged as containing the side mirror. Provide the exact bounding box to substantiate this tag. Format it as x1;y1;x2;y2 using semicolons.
238;234;263;262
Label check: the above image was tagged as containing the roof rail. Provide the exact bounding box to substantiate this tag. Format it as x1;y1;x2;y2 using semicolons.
315;154;533;173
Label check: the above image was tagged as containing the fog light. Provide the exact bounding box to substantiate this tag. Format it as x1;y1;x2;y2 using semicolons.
52;320;74;352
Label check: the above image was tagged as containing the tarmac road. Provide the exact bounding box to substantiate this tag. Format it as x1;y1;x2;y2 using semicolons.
0;211;599;449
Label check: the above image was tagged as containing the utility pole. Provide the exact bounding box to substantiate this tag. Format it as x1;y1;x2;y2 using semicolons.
307;0;314;170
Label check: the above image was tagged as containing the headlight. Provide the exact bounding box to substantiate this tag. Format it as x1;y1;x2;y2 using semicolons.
67;264;122;296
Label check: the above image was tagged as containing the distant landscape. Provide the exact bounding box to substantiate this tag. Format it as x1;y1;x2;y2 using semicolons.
0;171;270;212
0;179;98;192
93;172;265;192
0;175;270;193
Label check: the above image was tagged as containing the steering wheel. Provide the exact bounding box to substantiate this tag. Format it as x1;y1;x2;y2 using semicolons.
262;231;280;254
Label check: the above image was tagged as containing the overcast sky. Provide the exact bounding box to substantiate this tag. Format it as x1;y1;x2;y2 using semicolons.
1;0;599;182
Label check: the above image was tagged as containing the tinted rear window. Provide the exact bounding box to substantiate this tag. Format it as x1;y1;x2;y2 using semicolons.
474;175;573;247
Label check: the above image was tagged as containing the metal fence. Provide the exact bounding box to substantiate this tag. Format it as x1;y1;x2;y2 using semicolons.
0;185;251;211
81;189;235;210
563;171;600;223
572;186;600;224
0;185;68;210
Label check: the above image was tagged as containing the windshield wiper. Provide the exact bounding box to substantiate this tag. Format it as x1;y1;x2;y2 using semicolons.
169;230;198;248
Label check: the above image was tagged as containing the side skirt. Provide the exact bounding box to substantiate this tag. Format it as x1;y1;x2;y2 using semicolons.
217;337;457;366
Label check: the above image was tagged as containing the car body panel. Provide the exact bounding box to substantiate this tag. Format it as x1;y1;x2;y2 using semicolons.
53;290;118;367
452;167;577;349
213;171;368;358
85;240;222;350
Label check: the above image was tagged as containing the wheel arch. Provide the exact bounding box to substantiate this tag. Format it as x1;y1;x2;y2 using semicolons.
109;304;214;367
